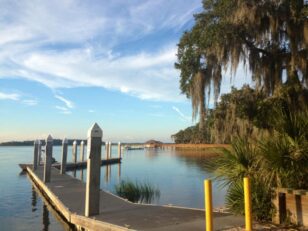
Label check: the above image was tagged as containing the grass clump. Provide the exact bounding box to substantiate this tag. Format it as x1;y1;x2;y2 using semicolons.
115;180;160;204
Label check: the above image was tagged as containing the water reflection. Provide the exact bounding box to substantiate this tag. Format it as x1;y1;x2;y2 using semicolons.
31;186;37;212
42;204;50;231
171;148;220;173
105;165;111;183
80;169;84;181
145;149;159;159
118;163;121;179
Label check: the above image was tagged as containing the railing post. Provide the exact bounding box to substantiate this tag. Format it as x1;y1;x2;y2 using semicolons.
109;141;112;158
33;140;39;170
72;140;77;163
60;138;68;174
44;135;53;183
204;179;213;231
244;177;252;231
118;142;121;159
85;123;102;217
80;140;85;162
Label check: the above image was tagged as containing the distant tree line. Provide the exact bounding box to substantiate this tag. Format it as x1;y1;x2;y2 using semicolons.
172;83;308;144
0;139;88;146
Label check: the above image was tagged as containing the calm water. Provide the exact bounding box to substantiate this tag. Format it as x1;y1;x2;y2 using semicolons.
0;146;226;230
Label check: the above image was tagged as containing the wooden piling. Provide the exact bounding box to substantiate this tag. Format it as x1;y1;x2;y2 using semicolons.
80;141;85;162
60;138;68;174
106;142;109;160
85;123;102;217
109;142;112;159
118;142;121;159
72;140;78;163
43;135;53;183
33;140;39;170
38;140;42;165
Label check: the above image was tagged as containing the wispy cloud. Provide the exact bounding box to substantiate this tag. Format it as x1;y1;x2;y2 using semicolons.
0;0;202;102
22;99;38;106
55;106;71;114
0;92;20;100
172;106;191;122
88;109;95;113
0;91;38;106
54;95;74;108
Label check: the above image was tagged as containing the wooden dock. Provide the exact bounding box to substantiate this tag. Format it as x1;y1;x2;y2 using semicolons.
21;165;244;231
19;158;121;172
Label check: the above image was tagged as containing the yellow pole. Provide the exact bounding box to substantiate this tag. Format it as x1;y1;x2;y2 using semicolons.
244;177;252;231
204;179;213;231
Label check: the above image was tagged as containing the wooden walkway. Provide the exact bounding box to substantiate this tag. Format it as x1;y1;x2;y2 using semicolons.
22;165;244;231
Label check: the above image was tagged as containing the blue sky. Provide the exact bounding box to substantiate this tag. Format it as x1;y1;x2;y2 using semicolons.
0;0;249;142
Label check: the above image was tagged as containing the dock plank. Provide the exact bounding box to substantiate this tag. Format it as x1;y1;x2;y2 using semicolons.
25;165;244;230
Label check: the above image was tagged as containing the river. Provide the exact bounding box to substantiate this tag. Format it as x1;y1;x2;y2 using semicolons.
0;145;227;230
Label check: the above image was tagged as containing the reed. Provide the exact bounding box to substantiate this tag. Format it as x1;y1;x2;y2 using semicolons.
115;180;160;203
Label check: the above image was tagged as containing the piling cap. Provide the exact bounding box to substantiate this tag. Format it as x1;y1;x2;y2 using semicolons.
87;123;103;138
34;139;39;144
46;134;53;142
81;140;84;145
63;138;68;144
73;140;77;145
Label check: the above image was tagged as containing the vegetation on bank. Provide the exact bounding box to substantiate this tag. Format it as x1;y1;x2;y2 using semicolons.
174;0;308;222
115;180;160;204
0;139;87;146
172;84;308;144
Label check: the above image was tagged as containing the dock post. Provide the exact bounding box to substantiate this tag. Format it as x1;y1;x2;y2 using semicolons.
33;140;39;170
109;141;112;158
38;140;42;165
44;135;53;183
244;177;252;231
72;140;78;163
106;142;109;160
80;140;85;162
60;138;68;174
204;179;213;231
118;142;121;158
85;123;102;217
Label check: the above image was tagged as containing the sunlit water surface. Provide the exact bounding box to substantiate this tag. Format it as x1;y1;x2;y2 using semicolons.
0;146;226;230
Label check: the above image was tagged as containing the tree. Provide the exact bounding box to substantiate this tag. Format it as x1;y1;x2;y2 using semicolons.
176;0;308;126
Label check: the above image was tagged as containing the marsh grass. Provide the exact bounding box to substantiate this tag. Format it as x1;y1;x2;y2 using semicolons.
115;180;160;203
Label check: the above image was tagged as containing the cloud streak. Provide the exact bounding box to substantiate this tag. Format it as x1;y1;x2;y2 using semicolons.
55;106;71;114
0;92;20;100
54;95;74;108
0;0;202;102
0;91;38;106
172;106;191;122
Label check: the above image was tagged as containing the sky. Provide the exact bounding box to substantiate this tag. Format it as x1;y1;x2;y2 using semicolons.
0;0;249;143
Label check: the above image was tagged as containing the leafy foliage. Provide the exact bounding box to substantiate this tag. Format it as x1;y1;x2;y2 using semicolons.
176;0;308;127
203;105;308;221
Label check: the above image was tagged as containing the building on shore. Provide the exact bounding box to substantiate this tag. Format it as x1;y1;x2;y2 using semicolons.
144;140;163;148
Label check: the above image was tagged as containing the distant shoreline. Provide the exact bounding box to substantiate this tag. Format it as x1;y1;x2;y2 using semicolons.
0;140;229;149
